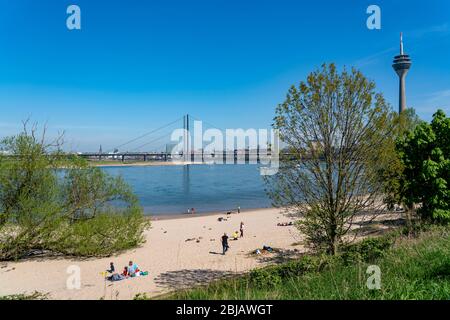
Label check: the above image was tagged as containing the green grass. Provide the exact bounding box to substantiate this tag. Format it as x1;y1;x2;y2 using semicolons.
0;292;48;300
162;226;450;300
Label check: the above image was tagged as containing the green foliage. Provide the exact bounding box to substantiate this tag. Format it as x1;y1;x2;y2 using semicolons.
0;126;149;260
249;268;282;288
165;226;450;300
266;63;393;254
0;291;48;300
396;109;450;222
379;109;422;210
341;235;394;264
52;208;148;257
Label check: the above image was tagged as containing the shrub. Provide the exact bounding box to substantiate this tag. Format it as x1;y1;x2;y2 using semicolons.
0;125;149;260
273;255;324;278
341;235;394;264
249;268;282;288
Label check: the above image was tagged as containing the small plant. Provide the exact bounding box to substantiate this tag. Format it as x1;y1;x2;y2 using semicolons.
249;268;282;288
0;291;48;300
134;293;151;300
341;235;394;264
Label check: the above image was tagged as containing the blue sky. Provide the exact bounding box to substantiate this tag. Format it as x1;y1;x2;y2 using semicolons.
0;0;449;151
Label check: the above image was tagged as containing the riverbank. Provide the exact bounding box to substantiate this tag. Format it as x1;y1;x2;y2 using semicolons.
0;208;400;300
0;208;299;299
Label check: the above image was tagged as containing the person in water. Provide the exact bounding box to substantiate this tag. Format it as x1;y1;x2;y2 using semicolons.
221;233;229;255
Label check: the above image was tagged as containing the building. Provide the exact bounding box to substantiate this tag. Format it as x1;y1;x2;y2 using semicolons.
392;33;412;114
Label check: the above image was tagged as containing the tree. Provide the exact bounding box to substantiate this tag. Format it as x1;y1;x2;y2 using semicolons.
378;109;422;232
266;64;392;255
396;109;450;223
0;122;149;260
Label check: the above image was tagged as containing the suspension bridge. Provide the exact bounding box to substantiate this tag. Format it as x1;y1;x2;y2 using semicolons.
78;114;277;164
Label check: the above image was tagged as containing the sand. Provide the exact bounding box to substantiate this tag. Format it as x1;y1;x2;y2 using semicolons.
0;208;302;300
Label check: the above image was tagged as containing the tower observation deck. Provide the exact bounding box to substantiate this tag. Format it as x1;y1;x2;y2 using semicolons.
392;33;412;114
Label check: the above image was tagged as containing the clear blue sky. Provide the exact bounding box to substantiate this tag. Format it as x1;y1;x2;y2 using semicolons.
0;0;449;151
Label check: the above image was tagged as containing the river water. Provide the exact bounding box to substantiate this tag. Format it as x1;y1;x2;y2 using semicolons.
101;164;272;215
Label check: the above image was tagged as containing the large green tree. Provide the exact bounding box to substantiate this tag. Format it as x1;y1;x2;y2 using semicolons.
396;109;450;222
266;64;393;255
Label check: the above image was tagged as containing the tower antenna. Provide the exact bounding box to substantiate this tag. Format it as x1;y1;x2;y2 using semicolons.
400;32;404;55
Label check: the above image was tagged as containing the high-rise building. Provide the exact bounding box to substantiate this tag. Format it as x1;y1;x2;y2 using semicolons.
392;33;412;114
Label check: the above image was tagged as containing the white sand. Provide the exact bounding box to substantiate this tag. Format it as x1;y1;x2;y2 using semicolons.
0;208;302;300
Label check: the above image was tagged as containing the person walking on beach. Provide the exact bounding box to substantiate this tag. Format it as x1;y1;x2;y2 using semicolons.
187;208;190;214
191;207;195;214
240;221;244;238
237;206;241;214
221;233;229;255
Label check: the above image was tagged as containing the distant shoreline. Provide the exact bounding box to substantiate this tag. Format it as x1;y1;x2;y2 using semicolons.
88;161;205;167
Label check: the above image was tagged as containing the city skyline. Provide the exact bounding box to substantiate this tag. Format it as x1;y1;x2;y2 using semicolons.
0;0;449;151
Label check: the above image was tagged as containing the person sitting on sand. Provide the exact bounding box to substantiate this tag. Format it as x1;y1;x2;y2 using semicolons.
122;266;129;277
221;233;229;255
128;261;140;276
107;262;115;273
232;231;239;240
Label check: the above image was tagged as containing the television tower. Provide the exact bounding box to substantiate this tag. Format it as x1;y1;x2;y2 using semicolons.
392;33;412;113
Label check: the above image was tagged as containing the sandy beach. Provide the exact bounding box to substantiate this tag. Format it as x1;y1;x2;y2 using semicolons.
0;208;303;300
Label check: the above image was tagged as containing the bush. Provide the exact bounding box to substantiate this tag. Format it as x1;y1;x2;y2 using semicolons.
272;255;325;278
341;235;394;264
0;125;149;260
52;208;148;257
249;268;282;288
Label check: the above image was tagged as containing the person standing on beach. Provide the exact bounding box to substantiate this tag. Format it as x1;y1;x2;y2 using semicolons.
237;206;241;214
221;233;229;255
240;222;244;238
187;208;190;214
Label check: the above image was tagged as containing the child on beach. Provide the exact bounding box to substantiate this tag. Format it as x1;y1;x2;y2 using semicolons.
107;262;115;273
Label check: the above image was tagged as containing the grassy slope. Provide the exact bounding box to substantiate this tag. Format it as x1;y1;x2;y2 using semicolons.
163;227;450;300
